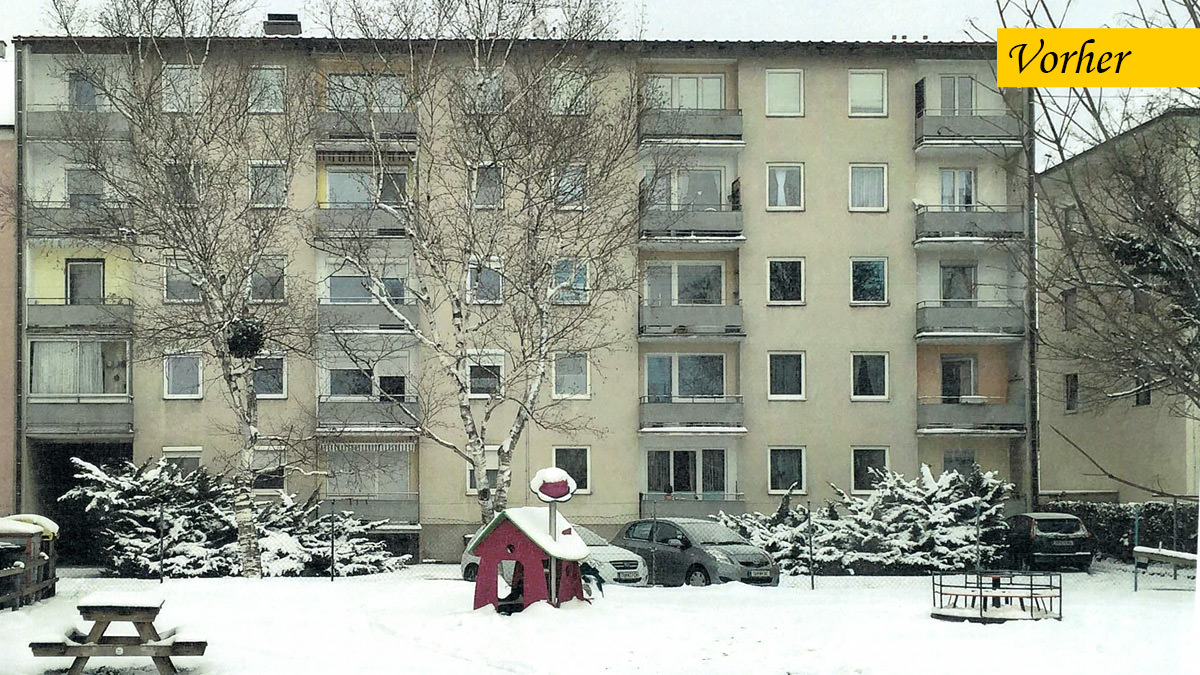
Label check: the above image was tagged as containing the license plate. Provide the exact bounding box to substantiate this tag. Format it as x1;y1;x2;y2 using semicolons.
1052;540;1073;548
749;569;771;578
617;571;640;580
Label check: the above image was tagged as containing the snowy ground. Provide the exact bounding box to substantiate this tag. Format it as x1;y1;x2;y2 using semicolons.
0;563;1194;674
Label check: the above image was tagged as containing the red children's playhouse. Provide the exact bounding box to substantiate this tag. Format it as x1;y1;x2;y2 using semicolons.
466;506;589;612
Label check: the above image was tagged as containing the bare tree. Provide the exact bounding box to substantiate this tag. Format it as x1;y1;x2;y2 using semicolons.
42;0;320;576
313;0;662;522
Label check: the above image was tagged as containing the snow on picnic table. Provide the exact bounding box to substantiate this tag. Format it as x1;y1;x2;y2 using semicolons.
0;565;1193;674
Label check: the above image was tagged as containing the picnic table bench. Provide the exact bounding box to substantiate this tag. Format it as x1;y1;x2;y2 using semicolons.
30;592;206;675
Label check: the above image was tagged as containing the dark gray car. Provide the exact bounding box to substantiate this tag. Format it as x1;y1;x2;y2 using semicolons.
612;518;779;587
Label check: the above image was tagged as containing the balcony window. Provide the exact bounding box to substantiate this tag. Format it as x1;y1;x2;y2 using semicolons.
327;73;407;113
769;447;805;493
66;168;102;208
768;259;804;304
163;353;202;399
852;446;888;492
30;340;128;396
552;259;588;304
252;446;286;491
645;74;723;110
330;368;372;398
646;168;725;210
553;352;589;399
250;256;286;302
940;354;976;403
768;352;805;400
554;447;590;492
249;66;285;113
254;355;286;399
939;75;974;116
849;164;887;211
943;448;975;477
647;448;725;494
380;171;407;205
162;64;200;113
328;275;405;304
327;443;412;498
467;257;503;304
851;258;887;304
851;353;888;400
553;165;587;209
766;164;804;210
69;72;98;112
249;162;286;207
66;259;104;305
848;69;886;117
940;264;977;304
379;375;407;400
645;262;722;307
765;70;803;116
472;164;503;208
939;168;975;210
646;353;724;401
325;167;407;207
165;257;202;302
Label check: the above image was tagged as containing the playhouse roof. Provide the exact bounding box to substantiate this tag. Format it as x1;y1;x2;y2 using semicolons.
467;506;589;561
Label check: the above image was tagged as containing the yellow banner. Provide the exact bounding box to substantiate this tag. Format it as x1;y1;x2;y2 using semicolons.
997;28;1200;87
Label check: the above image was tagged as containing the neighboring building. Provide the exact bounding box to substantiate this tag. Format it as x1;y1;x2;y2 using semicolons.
1036;110;1200;503
1;123;15;516
11;28;1034;561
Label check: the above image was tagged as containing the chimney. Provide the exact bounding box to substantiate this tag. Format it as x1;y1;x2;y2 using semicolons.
264;13;302;36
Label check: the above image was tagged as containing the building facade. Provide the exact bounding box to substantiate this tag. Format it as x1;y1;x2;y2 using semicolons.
1;123;16;517
11;32;1033;561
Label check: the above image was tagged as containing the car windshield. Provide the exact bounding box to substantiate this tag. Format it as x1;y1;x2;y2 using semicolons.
1035;518;1082;534
680;522;748;546
575;526;608;546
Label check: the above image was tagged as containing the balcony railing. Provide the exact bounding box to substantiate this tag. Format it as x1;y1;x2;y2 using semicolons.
324;493;419;523
917;395;1026;431
915;205;1025;240
24;201;132;238
639;204;744;239
27;298;133;330
25;397;134;437
317;395;421;430
639;108;743;139
639;302;743;337
317;110;417;139
914;109;1022;147
639;395;744;430
915;301;1025;337
24;104;130;139
315;202;409;236
639;492;746;518
318;298;418;330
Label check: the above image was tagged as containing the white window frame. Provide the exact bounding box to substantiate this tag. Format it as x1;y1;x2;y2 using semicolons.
248;65;286;114
28;339;130;398
644;166;727;211
249;255;287;304
765;69;804;117
467;256;504;305
643;352;727;399
851;446;889;494
471;163;503;209
550;69;588;115
645;447;728;495
848;69;887;117
553;164;587;210
553;446;592;494
551;258;589;305
768;446;807;495
162;446;203;473
765;163;805;211
254;353;288;400
850;257;889;306
466;445;500;494
163;256;202;304
643;260;726;307
466;68;503;114
252;445;287;494
939;74;976;116
552;352;591;400
767;351;806;401
326;366;375;400
848;163;888;212
1065;373;1079;413
162;64;200;113
850;352;889;401
467;350;504;399
644;73;725;110
766;258;805;306
163;351;203;400
248;161;286;208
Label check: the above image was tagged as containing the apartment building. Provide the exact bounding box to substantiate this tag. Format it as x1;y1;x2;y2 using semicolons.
11;29;1033;560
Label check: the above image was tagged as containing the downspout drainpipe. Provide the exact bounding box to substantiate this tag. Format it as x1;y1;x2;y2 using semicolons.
1024;86;1041;510
13;41;26;514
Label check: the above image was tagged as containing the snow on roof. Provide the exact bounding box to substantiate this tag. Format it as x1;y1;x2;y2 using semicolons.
1133;546;1198;562
0;519;44;536
2;514;60;536
468;506;589;561
638;426;749;435
78;591;166;609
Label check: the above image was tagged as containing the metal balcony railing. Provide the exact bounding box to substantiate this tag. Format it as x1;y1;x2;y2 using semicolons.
915;300;1025;336
639;108;743;139
639;301;744;337
639;395;744;429
317;395;421;429
914;204;1025;240
916;394;1026;430
26;298;133;329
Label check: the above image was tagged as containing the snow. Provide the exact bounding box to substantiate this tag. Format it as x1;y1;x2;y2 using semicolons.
0;566;1192;674
77;591;166;609
0;519;44;536
1;514;60;536
1134;546;1198;563
468;507;589;561
529;466;577;502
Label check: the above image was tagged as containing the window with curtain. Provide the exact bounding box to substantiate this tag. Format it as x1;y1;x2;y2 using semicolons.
326;167;373;206
645;74;723;109
702;449;725;493
769;447;805;492
69;72;98;111
849;164;887;210
767;164;803;209
852;353;887;399
940;169;975;210
679;169;723;208
940;265;977;304
31;341;127;396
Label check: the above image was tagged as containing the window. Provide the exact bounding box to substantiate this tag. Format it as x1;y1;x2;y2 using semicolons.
29;340;128;395
626;521;653;540
252;446;285;491
644;262;722;307
765;69;803;116
326;442;414;498
467;258;503;304
553;352;589;398
254;355;286;399
550;69;587;115
645;74;723;110
848;69;886;116
329;368;372;398
164;353;202;399
467;445;499;493
849;164;887;211
1061;288;1078;331
472;164;503;208
379;375;407;400
328;275;405;304
554;165;587;209
645;167;725;210
467;69;502;114
940;354;976;403
943;448;976;477
645;354;724;401
327;73;407;112
163;447;202;475
380;171;407;205
851;258;888;304
249;66;285;113
940;169;975;209
769;352;805;400
66;168;102;208
941;264;977;304
1064;373;1079;412
250;256;286;302
769;447;805;493
164;257;201;303
249;162;286;207
766;164;804;210
69;72;98;111
851;353;888;400
1134;380;1152;407
468;352;503;398
768;259;804;304
554;447;590;492
852;447;888;492
168;163;200;205
162;64;200;113
939;75;974;116
647;448;726;494
66;260;104;305
552;259;588;304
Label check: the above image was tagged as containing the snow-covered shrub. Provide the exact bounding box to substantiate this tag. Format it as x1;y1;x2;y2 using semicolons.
1044;500;1198;561
60;458;410;577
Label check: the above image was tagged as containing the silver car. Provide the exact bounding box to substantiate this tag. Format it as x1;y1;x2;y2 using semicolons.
460;524;648;586
612;517;779;587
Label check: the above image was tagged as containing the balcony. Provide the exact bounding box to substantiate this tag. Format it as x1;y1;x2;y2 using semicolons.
24;202;132;238
24;105;130;140
639;396;744;431
915;301;1025;340
917;395;1026;434
639;302;744;338
915;205;1025;242
324;494;419;524
25;398;134;438
914;110;1022;151
26;299;133;331
639;492;746;519
315;203;409;237
639;109;743;140
317;110;417;139
317;395;421;431
639;205;743;243
318;299;418;330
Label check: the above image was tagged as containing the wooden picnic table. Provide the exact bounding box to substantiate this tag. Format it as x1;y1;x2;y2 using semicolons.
30;592;206;675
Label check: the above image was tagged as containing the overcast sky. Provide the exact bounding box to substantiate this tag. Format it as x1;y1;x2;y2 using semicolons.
0;0;1135;124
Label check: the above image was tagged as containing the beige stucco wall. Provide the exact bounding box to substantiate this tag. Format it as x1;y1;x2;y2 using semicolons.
0;130;15;515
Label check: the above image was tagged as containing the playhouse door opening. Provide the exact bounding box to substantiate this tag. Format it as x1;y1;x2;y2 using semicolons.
497;560;525;614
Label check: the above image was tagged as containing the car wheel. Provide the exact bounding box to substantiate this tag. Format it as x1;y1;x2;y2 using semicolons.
686;566;710;587
463;563;478;582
